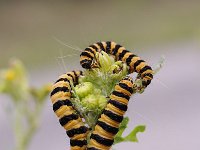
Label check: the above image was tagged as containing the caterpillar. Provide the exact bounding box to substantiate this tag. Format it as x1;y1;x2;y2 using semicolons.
87;76;134;150
80;41;153;87
50;71;88;150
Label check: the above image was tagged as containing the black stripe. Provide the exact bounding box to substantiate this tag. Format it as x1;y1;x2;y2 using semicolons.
55;77;70;84
50;87;69;96
80;71;83;76
89;44;98;51
87;148;100;150
108;99;128;111
72;71;77;84
85;47;95;55
80;59;92;69
70;139;87;147
72;71;77;77
97;121;119;134
143;73;153;79
72;71;79;85
53;99;72;112
59;114;79;126
66;73;75;82
139;66;152;74
118;83;133;94
142;80;151;87
106;41;111;54
118;49;129;60
112;91;130;101
67;126;88;137
97;42;105;51
126;54;137;66
103;109;123;123
112;44;122;55
81;51;94;59
133;59;145;71
123;77;134;84
91;134;114;147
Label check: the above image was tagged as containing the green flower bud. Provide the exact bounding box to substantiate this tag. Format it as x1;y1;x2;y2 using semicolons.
94;88;102;95
75;82;94;99
98;95;107;110
0;59;29;101
81;95;99;110
96;51;115;72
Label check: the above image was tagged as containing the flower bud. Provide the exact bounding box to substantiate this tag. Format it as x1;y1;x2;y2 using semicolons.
81;95;99;110
75;82;94;99
98;95;107;109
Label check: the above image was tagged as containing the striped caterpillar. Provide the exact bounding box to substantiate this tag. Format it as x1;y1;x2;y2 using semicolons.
87;76;134;150
50;71;88;150
50;41;154;150
80;41;153;87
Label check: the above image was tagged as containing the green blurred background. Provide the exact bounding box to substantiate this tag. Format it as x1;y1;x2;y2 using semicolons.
0;1;200;150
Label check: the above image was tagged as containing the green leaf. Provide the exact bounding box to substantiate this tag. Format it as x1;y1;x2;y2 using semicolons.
124;125;146;142
114;117;146;145
114;117;129;145
115;117;129;137
114;136;124;144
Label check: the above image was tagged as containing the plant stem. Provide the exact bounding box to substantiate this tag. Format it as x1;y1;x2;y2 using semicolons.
14;100;45;150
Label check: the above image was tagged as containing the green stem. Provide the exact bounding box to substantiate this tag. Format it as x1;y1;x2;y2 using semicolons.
14;100;45;150
14;103;26;150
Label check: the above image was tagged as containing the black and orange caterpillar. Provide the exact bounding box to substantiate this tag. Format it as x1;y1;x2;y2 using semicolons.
87;76;134;150
80;41;153;87
51;41;153;150
50;71;88;150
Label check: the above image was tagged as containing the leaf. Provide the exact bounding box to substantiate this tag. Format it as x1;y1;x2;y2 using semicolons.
115;117;129;137
124;125;146;142
114;117;129;145
114;117;146;145
114;136;124;144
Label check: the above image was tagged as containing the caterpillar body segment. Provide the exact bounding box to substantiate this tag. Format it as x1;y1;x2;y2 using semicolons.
50;71;88;150
80;41;153;87
87;76;134;150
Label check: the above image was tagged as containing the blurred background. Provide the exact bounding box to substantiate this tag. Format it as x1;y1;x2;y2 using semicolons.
0;0;200;150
